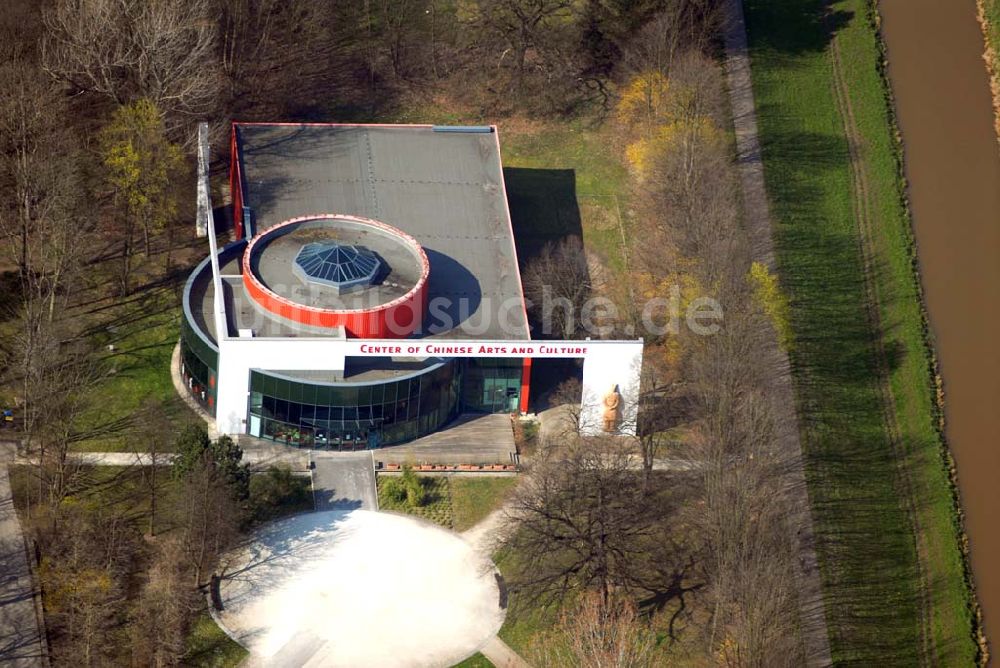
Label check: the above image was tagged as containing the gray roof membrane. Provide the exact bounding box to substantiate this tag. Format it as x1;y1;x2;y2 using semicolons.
235;124;529;340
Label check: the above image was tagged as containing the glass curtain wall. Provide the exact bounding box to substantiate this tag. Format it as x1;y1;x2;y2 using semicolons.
248;361;461;449
180;317;218;415
460;358;522;413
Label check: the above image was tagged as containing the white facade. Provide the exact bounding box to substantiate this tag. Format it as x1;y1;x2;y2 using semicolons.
213;333;644;436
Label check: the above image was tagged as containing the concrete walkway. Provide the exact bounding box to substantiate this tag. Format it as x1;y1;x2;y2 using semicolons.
723;1;832;664
479;636;529;668
12;449;308;471
0;443;47;667
311;452;377;512
536;405;576;447
461;507;510;558
373;414;515;466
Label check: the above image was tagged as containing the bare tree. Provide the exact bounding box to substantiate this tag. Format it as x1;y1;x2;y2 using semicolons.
618;36;805;662
0;58;79;286
175;453;245;587
531;590;663;668
35;351;105;514
501;433;665;608
216;0;327;111
522;236;593;339
631;59;739;291
473;0;576;100
42;0;220;126
131;399;173;537
374;0;435;80
37;499;138;667
99;98;185;293
0;59;98;508
218;0;280;95
621;2;721;80
629;342;693;480
681;297;804;665
129;536;192;666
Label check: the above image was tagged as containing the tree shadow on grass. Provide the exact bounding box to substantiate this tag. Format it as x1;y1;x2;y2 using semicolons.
748;49;928;664
757;123;909;376
744;0;852;58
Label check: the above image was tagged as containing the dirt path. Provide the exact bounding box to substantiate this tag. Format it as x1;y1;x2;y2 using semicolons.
827;31;933;665
721;1;832;664
461;507;509;557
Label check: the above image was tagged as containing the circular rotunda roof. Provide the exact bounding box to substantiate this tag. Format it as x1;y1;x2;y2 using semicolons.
241;214;430;338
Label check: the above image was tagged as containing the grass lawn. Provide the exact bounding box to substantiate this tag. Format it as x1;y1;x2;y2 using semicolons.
450;477;517;532
376;474;517;532
745;0;978;663
9;464;184;535
496;606;556;660
452;652;493;667
182;611;248;668
490;547;563;660
501;120;631;276
72;283;194;452
0;275;194;454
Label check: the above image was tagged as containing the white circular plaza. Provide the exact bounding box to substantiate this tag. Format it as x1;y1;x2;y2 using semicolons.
216;510;505;668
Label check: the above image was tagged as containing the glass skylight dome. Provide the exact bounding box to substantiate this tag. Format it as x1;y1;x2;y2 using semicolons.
292;241;382;293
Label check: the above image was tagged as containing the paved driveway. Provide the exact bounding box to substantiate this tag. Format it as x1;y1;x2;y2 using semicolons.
311;452;377;511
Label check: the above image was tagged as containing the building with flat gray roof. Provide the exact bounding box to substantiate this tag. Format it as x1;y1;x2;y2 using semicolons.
233;123;529;340
181;124;534;448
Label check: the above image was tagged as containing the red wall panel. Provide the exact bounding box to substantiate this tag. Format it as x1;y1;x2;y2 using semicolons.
230;125;244;239
242;273;426;338
519;357;532;414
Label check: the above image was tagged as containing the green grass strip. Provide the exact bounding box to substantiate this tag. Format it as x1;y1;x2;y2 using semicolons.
183;611;248;667
745;0;978;663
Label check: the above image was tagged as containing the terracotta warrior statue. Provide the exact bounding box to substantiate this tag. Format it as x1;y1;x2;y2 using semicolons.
602;384;621;433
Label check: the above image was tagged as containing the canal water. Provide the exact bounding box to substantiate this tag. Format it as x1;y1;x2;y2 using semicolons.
879;0;1000;650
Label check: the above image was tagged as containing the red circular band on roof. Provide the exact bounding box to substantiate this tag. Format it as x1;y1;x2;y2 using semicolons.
242;214;429;338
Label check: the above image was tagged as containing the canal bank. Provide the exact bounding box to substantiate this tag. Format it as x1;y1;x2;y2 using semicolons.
745;0;980;661
879;0;1000;656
